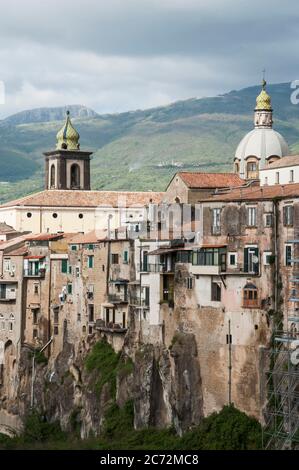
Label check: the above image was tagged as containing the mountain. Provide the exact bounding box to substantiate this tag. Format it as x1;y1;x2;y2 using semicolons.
0;82;298;203
3;104;98;125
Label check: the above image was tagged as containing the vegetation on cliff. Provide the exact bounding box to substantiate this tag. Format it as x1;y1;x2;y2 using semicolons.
0;405;262;450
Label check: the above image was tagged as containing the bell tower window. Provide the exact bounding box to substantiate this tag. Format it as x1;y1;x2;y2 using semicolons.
50;164;56;188
70;164;80;189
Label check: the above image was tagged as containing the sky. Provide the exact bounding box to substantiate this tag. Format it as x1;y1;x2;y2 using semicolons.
0;0;298;118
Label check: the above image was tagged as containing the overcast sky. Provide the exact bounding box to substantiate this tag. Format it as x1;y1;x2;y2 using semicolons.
0;0;298;118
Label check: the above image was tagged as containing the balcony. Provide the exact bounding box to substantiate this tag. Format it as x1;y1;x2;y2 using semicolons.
137;263;163;273
108;293;128;304
96;319;127;334
0;292;17;301
24;268;46;278
130;296;149;308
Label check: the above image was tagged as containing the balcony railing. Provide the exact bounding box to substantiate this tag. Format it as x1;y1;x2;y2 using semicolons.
129;296;149;307
108;293;128;303
23;268;46;278
137;263;164;273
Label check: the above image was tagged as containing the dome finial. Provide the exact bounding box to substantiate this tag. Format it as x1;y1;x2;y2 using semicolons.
255;74;272;111
56;110;80;150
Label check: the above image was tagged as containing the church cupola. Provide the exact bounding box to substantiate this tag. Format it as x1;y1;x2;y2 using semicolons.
56;110;80;150
234;79;289;180
44;111;92;191
254;79;273;128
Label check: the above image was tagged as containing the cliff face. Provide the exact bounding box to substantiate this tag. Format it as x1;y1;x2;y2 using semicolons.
0;327;205;437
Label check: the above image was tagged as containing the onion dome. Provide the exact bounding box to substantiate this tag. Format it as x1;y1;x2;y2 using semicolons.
255;79;272;111
56;111;80;150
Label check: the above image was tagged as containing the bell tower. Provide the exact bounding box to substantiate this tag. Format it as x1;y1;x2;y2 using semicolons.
44;111;92;190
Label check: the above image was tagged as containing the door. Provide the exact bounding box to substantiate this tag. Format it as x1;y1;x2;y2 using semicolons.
244;248;259;274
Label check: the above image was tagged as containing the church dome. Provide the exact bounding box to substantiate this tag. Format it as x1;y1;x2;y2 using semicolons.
56;111;80;150
234;80;289;179
235;128;289;162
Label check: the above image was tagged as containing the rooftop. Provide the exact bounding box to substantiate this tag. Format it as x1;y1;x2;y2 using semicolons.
175;172;244;189
0;190;164;209
203;182;299;202
264;155;299;169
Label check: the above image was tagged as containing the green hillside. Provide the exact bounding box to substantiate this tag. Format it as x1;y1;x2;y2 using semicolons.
0;82;298;202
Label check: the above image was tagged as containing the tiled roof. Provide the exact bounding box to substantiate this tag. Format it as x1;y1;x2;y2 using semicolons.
204;182;299;202
5;245;28;256
177;172;244;189
0;222;16;234
0;190;164;209
27;233;65;241
68;230;107;244
265;155;299;169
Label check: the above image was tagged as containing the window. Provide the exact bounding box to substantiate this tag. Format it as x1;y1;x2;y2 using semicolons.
123;250;129;264
247;207;257;227
211;281;221;301
244;247;259;274
68;265;72;275
265;213;273;227
70;164;80;189
33;329;38;339
71;245;78;251
52;213;58;219
3;259;11;272
283;205;294;226
212;208;221;235
88;304;94;322
88;244;94;250
186;277;194;289
33;309;39;324
275;172;280;184
290;170;294;183
264;177;268;185
50;164;55;188
9;322;13;331
144;286;150;307
246;161;258;179
228;253;237;266
285;245;292;266
88;255;94;269
54;326;59;335
243;283;259;308
264;252;273;266
78;213;84;219
111;254;119;264
53;307;59;324
192;248;226;271
61;259;68;274
76;267;80;278
77;313;81;322
34;284;39;295
67;283;73;294
27;212;32;218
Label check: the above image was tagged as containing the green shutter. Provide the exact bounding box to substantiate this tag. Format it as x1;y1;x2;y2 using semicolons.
61;259;68;273
88;255;94;268
67;284;72;294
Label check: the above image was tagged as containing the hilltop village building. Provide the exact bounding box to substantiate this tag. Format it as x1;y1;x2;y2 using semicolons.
0;81;298;435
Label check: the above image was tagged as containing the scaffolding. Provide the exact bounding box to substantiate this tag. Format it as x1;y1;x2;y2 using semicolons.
263;239;299;449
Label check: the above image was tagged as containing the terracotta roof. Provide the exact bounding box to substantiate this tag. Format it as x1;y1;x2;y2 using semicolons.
0;222;16;234
265;155;299;169
27;233;65;241
5;245;28;256
203;182;299;202
68;230;107;244
176;172;244;189
0;190;164;209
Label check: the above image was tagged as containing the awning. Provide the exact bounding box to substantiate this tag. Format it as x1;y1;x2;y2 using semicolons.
148;246;193;255
24;255;45;260
101;303;115;308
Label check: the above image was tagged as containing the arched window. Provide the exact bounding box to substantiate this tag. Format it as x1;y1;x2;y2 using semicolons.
267;155;280;166
243;282;259;308
246;158;259;180
234;160;240;174
70;164;80;189
50;164;56;188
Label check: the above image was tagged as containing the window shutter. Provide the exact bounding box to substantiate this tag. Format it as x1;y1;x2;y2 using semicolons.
61;259;68;273
283;206;287;225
